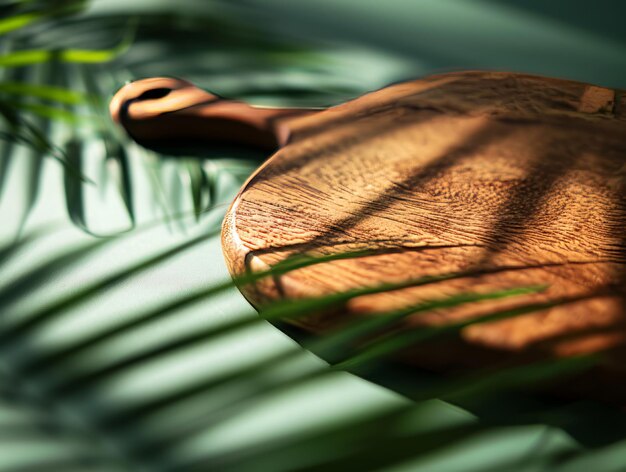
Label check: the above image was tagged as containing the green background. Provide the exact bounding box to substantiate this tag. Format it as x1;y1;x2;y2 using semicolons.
1;1;625;470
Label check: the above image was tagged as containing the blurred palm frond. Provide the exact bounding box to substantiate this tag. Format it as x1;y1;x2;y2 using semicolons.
0;0;405;236
1;219;614;472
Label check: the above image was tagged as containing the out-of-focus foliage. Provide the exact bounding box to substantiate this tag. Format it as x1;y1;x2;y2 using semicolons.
0;219;619;471
0;0;411;235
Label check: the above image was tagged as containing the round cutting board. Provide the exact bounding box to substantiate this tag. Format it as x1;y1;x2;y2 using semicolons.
222;72;626;403
111;71;626;404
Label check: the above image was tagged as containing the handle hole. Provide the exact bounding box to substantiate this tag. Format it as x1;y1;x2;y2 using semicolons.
136;88;172;101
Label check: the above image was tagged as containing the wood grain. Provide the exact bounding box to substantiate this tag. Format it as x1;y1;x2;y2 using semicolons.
221;71;626;404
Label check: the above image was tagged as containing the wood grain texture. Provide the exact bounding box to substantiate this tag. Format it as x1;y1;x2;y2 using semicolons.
222;71;626;404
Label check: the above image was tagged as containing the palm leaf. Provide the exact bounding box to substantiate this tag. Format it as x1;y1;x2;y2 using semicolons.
1;222;622;471
0;0;404;235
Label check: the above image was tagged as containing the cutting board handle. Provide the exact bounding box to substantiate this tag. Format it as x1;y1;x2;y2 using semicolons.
110;77;312;151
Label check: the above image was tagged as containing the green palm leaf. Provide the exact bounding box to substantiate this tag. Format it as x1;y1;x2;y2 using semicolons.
0;224;581;471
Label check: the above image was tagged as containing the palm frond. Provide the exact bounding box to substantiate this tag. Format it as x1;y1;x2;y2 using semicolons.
1;0;412;235
0;221;622;471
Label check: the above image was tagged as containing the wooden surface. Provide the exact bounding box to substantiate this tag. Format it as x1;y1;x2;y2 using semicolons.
221;71;626;404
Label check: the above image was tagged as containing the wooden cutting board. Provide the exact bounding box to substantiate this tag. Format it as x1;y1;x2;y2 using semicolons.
112;71;626;404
